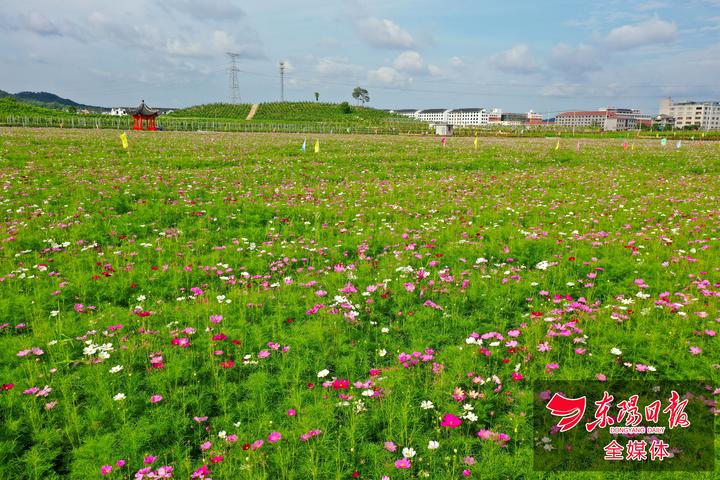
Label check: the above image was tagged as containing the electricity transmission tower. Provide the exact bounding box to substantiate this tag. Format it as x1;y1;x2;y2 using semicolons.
226;52;241;103
279;61;285;102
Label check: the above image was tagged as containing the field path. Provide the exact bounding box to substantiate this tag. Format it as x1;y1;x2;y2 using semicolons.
246;103;259;120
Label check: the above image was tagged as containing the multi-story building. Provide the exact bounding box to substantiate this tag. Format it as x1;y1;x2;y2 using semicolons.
659;98;720;130
416;109;449;124
447;108;488;126
555;110;638;131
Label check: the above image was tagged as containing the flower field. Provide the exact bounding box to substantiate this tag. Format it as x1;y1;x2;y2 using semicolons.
0;127;718;479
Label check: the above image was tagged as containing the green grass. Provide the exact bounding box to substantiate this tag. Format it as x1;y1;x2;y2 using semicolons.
0;128;718;479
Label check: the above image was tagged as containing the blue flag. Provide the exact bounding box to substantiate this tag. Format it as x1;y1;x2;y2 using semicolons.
301;138;306;153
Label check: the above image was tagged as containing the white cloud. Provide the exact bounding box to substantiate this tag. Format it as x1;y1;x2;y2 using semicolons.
603;18;677;49
491;44;541;74
160;0;246;22
355;17;415;49
393;51;425;73
449;56;464;67
549;43;602;79
315;57;362;76
367;66;406;85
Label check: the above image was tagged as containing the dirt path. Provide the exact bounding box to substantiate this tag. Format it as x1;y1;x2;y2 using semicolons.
246;103;259;120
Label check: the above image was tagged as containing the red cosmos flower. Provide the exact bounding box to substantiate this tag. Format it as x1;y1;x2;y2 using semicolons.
212;333;228;341
210;456;224;464
332;379;350;390
231;339;242;345
219;360;235;369
1;383;14;391
242;443;251;450
351;472;360;478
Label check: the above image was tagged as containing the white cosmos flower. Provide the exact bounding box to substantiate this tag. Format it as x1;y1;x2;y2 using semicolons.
402;447;416;458
420;400;434;410
113;393;126;401
317;369;330;378
109;365;123;373
428;440;440;450
610;348;622;356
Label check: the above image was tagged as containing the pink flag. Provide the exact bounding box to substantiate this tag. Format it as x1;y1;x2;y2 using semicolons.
441;136;447;147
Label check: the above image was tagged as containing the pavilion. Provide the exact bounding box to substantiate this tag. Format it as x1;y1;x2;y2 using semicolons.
128;100;159;131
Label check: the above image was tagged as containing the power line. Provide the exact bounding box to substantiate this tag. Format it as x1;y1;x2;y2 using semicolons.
226;52;241;104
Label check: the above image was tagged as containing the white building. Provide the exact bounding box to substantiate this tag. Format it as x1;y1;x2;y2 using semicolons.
105;108;127;116
659;98;720;130
447;108;489;126
555;110;638;131
417;109;450;124
391;109;420;119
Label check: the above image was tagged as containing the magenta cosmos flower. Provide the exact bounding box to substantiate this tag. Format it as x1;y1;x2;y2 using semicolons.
440;413;462;428
395;458;411;469
268;432;282;443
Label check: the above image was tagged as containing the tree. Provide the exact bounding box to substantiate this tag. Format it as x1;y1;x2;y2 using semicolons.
352;87;369;106
339;102;352;114
314;92;320;102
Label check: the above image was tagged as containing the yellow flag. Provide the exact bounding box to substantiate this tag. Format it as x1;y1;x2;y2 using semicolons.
631;143;635;151
120;132;128;149
473;135;478;149
555;140;560;150
701;132;705;138
314;139;320;153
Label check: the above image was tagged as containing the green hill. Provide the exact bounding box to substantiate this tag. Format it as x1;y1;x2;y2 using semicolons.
167;102;417;125
0;97;72;117
166;103;252;119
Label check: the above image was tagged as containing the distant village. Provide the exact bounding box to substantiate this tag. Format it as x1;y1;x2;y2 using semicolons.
388;98;720;132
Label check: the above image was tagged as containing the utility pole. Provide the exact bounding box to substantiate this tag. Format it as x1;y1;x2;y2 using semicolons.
279;61;285;102
226;52;241;104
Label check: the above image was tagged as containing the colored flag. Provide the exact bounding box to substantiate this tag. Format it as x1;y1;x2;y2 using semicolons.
555;140;560;150
655;133;659;138
631;143;635;151
701;132;705;138
622;141;628;150
314;139;320;153
441;136;446;147
301;138;306;153
576;141;580;152
120;132;128;149
676;140;682;149
473;135;478;149
660;138;667;146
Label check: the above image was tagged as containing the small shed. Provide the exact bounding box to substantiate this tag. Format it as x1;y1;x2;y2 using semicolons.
128;100;159;131
434;123;453;136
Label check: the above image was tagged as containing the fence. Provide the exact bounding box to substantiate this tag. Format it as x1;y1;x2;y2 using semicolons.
0;115;433;136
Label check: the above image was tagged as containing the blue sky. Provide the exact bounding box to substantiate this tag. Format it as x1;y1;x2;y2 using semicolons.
1;0;719;115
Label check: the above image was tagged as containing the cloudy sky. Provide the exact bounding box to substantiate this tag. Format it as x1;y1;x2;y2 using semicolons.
1;0;719;115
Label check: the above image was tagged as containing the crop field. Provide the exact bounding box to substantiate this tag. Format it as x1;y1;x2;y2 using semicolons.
0;128;718;479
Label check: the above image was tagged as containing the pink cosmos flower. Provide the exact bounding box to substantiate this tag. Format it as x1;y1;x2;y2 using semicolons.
689;346;702;355
440;413;462;428
394;458;411;469
150;395;163;403
209;315;223;324
143;456;156;464
384;441;397;452
287;409;297;416
268;432;282;443
100;465;112;476
200;441;212;451
251;439;264;451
